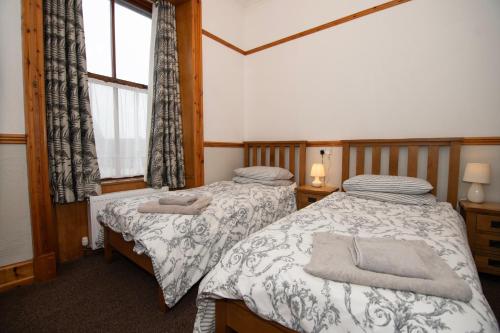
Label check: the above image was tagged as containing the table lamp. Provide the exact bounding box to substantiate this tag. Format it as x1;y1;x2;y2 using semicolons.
463;163;490;203
311;163;325;187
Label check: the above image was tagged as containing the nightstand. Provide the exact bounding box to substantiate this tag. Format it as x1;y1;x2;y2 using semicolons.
460;200;500;276
296;185;338;210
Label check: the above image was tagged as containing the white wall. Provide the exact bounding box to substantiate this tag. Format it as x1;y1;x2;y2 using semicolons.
202;0;246;183
243;0;500;140
0;0;33;266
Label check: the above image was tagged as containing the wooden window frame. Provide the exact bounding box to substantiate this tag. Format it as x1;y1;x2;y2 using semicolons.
86;0;152;89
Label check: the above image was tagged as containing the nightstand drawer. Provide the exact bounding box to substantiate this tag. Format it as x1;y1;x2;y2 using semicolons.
474;254;500;275
475;233;500;254
477;214;500;233
298;193;324;208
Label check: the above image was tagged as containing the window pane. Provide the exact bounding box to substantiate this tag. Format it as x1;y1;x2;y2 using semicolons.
82;0;112;76
89;79;148;178
115;2;151;85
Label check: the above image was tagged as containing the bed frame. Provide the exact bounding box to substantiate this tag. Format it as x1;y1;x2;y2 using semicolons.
103;141;307;312
214;137;463;333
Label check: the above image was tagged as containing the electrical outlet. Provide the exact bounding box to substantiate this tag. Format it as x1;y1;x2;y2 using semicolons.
325;149;332;157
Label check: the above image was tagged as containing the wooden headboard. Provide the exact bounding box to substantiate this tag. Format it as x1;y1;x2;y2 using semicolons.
243;141;307;186
341;138;463;205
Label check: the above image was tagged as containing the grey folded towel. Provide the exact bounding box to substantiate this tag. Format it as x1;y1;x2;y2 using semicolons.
158;194;197;206
138;195;212;215
350;236;431;279
304;233;472;302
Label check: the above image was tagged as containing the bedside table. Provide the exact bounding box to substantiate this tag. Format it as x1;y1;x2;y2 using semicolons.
460;200;500;276
297;185;338;210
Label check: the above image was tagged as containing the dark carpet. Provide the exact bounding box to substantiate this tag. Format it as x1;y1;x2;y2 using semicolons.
0;253;499;332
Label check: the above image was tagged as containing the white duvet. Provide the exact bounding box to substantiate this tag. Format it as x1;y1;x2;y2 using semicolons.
97;181;296;308
194;192;499;333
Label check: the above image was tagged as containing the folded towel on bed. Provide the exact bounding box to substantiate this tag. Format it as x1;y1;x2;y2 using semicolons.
158;194;197;206
137;195;212;215
304;232;472;302
350;236;431;279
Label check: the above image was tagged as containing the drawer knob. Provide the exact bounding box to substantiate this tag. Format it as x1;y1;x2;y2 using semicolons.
491;220;500;229
307;197;316;203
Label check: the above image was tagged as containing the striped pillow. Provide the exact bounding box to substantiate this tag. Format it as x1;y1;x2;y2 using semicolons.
347;191;437;206
234;166;293;181
342;175;433;195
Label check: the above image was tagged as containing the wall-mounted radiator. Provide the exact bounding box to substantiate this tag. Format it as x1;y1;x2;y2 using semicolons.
88;187;168;249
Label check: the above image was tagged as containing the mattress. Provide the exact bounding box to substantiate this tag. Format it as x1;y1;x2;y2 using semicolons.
97;180;296;307
194;192;499;333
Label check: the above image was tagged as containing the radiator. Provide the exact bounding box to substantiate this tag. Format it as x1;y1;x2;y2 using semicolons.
88;186;168;249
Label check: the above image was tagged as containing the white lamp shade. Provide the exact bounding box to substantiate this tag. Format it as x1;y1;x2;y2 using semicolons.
463;163;490;184
311;163;325;177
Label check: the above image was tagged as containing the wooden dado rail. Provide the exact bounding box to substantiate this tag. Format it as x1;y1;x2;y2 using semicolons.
205;137;500;148
0;134;27;144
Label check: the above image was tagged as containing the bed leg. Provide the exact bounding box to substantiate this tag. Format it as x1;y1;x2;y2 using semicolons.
158;287;169;313
216;300;235;333
104;227;113;263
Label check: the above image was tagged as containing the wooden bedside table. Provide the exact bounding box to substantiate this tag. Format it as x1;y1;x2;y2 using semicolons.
460;200;500;276
297;185;338;210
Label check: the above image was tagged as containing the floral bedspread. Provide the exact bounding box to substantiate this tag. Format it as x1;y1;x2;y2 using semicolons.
194;192;498;333
97;181;296;307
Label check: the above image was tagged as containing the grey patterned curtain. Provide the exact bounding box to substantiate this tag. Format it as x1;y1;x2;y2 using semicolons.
146;0;186;189
44;0;101;203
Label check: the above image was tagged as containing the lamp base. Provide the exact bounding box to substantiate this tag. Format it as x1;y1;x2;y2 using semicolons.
312;177;322;187
467;183;485;203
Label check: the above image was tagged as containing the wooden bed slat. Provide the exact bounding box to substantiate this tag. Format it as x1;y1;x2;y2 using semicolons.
270;145;275;167
289;146;295;177
407;146;419;177
356;146;365;175
243;143;249;167
279;146;285;168
252;146;258;166
447;142;461;207
341;143;350;186
389;146;399;176
371;146;381;175
299;143;306;186
260;144;266;166
427;146;439;195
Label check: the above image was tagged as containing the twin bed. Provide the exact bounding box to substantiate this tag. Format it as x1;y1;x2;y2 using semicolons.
98;138;499;332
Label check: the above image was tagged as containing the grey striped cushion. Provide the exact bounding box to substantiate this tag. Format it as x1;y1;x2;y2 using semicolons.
234;166;293;181
347;191;437;206
343;175;433;195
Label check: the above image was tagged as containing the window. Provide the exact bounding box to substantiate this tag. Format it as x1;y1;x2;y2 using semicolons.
82;0;152;178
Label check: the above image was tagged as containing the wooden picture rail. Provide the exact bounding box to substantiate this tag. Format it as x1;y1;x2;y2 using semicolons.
243;141;307;186
202;0;412;56
341;138;463;205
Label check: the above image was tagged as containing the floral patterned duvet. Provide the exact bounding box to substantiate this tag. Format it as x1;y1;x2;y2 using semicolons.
97;181;296;307
194;192;499;333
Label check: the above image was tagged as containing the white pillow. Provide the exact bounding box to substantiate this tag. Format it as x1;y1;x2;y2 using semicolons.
234;166;293;181
347;191;437;206
232;176;294;186
343;175;433;195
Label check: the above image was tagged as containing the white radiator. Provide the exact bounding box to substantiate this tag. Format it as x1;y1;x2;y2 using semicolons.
88;186;168;249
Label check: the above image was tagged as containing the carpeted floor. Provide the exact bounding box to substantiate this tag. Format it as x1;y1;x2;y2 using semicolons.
0;253;499;332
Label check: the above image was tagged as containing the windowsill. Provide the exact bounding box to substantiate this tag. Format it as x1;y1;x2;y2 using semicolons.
101;176;145;185
101;176;148;194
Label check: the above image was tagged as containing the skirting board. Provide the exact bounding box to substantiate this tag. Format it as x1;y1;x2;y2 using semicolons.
0;259;34;293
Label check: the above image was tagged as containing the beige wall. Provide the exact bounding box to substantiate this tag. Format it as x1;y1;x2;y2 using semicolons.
204;147;244;184
0;0;33;267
